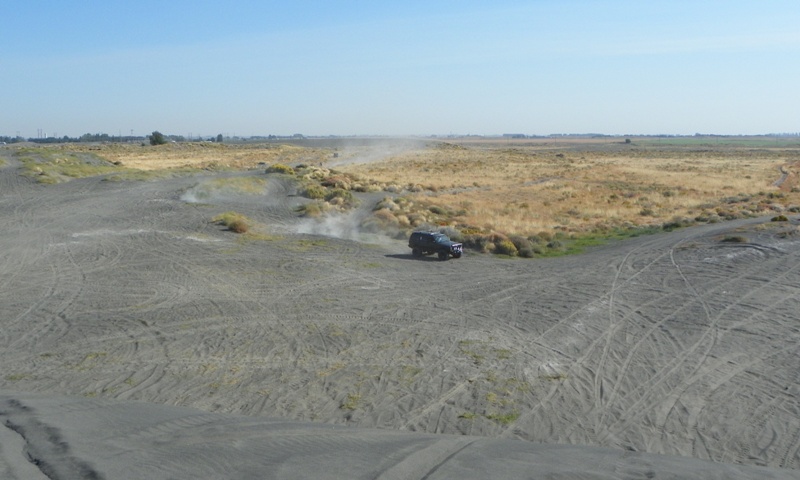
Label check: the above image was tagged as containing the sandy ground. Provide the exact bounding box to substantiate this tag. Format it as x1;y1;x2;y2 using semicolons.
1;150;799;478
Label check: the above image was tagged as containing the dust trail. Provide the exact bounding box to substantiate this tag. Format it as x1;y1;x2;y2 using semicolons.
326;138;428;168
295;211;396;245
180;178;268;205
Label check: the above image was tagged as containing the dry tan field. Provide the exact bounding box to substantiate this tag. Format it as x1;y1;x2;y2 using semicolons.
339;137;800;237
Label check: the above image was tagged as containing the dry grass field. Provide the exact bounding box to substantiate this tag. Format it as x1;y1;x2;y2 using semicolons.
340;138;800;237
90;141;332;170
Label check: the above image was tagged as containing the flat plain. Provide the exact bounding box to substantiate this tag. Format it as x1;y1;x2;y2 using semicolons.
1;138;800;479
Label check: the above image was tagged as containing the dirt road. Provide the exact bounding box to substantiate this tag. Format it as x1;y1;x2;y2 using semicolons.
1;154;799;474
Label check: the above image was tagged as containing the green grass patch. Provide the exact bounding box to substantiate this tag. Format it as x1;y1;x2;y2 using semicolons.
537;226;663;257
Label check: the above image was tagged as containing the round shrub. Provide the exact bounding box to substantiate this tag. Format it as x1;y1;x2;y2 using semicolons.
494;239;518;256
212;211;251;234
437;226;464;242
321;175;352;190
324;188;358;207
228;219;249;233
296;202;325;218
509;235;532;253
372;208;399;225
518;247;535;258
462;234;491;252
303;184;326;200
265;163;295;175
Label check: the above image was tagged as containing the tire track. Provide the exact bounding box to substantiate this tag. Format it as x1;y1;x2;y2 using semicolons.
595;238;799;445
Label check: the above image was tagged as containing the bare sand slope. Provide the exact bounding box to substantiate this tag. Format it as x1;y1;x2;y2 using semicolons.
1;159;800;478
2;391;794;480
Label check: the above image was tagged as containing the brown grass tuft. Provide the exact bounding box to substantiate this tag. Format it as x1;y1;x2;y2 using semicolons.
212;211;251;234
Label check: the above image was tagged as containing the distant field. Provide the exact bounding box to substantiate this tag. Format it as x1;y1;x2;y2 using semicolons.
338;138;800;248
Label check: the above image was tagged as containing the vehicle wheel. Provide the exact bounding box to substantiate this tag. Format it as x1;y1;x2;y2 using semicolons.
438;251;448;261
412;248;423;257
453;252;462;259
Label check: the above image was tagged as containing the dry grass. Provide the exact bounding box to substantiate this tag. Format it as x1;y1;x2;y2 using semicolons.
212;211;251;234
63;142;331;171
340;140;800;238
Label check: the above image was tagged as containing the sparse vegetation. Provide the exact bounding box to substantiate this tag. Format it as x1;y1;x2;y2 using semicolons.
302;184;326;199
265;163;295;175
485;411;520;425
295;201;326;218
15;147;124;183
340;393;361;410
188;177;267;200
212;211;251;233
337;139;800;258
720;235;749;243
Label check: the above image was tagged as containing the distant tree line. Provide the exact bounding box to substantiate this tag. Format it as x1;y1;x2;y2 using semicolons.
0;132;229;144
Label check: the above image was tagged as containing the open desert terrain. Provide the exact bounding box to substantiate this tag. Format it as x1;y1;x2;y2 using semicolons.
2;138;800;479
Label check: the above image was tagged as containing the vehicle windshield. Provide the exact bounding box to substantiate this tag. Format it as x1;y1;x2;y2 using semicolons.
434;235;449;243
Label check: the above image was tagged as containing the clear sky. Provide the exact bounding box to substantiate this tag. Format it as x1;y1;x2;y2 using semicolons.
3;1;798;138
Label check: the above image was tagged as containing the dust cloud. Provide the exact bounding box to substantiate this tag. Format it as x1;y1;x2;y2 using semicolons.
295;211;395;245
326;138;428;168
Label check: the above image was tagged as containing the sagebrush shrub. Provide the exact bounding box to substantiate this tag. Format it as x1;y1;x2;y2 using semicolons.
494;239;518;256
265;163;295;175
212;211;250;234
720;235;748;243
303;184;326;199
228;219;249;233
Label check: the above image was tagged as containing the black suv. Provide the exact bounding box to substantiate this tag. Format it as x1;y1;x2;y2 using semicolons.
408;231;463;260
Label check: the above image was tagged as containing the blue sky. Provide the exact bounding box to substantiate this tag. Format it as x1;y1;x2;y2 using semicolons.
3;1;799;137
